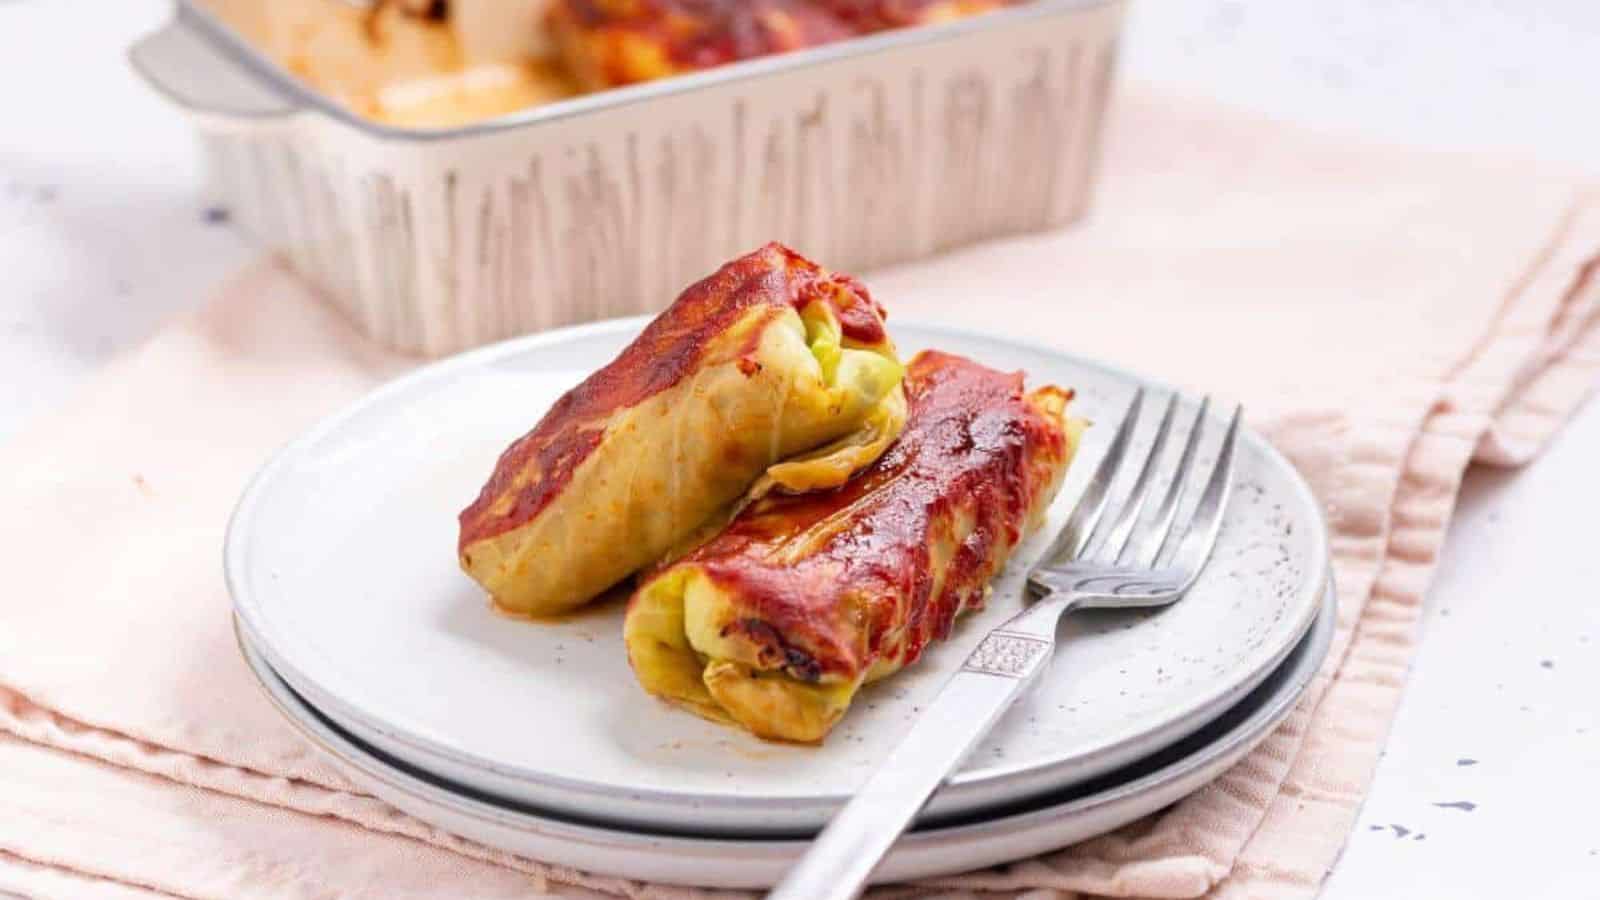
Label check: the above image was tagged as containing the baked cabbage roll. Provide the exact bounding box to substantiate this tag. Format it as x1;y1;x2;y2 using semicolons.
817;0;1020;30
626;350;1082;742
458;243;905;617
547;0;859;90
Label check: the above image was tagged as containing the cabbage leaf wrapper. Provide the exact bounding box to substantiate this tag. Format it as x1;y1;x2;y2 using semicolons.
627;350;1082;742
458;242;905;616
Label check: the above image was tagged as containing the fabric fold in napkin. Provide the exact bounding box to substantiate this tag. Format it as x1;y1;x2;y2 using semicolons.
2;87;1597;899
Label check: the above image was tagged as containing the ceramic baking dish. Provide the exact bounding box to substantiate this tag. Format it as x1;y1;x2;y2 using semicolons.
131;0;1126;356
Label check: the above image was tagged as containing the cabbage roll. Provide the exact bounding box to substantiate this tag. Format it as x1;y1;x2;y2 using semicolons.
818;0;1020;30
546;0;1023;91
546;0;859;90
626;350;1082;742
458;243;905;616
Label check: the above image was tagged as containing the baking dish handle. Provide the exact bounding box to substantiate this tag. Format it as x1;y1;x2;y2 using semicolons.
129;15;300;127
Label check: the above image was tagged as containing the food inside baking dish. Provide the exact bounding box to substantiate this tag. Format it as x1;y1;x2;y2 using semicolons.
458;242;905;617
546;0;859;90
197;0;1022;127
197;0;578;127
625;350;1082;742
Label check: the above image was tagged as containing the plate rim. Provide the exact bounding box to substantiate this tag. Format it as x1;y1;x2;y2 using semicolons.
234;577;1336;885
225;315;1332;820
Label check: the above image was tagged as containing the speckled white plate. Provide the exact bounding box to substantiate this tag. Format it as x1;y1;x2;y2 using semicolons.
227;319;1330;836
237;583;1334;888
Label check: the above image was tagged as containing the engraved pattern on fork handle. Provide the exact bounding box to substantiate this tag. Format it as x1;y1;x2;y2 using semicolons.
961;632;1053;678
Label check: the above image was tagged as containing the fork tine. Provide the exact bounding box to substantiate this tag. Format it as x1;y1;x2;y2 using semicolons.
1124;396;1211;568
1087;393;1178;563
1039;387;1144;566
1167;405;1243;586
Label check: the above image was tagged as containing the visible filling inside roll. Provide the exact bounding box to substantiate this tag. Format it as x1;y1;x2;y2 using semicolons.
626;568;861;740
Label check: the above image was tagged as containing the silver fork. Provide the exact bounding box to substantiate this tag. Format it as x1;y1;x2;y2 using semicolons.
768;389;1243;900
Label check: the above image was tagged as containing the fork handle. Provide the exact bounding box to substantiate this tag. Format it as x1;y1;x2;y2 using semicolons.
766;626;1057;900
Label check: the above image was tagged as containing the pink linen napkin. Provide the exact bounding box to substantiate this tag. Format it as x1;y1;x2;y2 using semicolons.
1;87;1597;899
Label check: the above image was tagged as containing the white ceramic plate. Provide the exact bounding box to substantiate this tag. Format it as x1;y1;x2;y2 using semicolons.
237;582;1333;888
227;319;1330;836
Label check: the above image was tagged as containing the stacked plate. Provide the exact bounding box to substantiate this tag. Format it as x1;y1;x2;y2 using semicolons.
226;321;1334;889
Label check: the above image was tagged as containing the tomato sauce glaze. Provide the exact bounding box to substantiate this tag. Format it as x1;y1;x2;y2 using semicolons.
458;242;889;549
686;350;1070;682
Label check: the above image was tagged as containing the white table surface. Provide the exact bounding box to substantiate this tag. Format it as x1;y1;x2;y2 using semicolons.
3;2;1596;898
